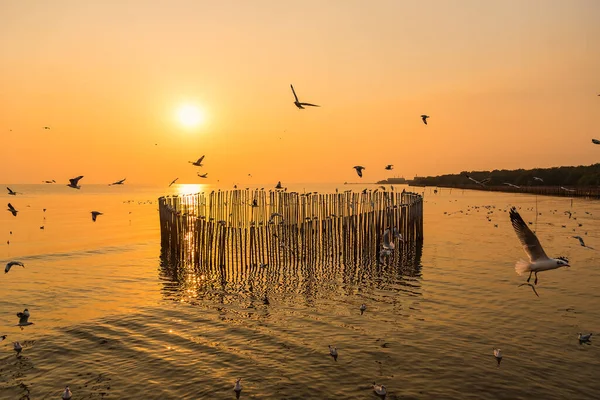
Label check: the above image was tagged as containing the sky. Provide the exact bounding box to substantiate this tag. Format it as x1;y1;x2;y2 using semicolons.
1;0;599;185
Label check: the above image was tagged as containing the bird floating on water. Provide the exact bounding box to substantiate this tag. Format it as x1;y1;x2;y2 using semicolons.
353;166;365;178
7;187;19;195
373;383;387;397
493;348;502;365
189;155;205;167
109;178;126;186
13;341;22;353
7;203;18;217
421;115;429;125
91;211;103;222
5;261;24;274
328;345;338;361
62;386;72;400
510;207;570;285
578;333;592;342
67;176;84;189
290;84;319;109
360;304;366;315
233;378;242;393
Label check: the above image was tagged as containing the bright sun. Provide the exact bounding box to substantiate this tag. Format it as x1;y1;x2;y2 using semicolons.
177;104;204;128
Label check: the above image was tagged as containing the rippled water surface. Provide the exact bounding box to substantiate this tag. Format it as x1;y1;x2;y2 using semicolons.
1;184;599;399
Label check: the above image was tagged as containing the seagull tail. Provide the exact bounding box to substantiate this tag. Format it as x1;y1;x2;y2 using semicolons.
515;259;531;276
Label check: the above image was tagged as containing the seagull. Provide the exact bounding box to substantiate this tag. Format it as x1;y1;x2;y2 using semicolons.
510;207;570;285
0;335;6;343
360;304;366;315
290;84;319;109
17;308;33;328
572;235;593;249
169;178;179;187
67;176;84;189
382;228;395;250
233;378;242;394
328;345;338;361
189;155;205;166
7;187;18;195
14;341;22;353
560;187;575;192
43;180;56;184
493;349;502;365
62;386;72;400
91;211;103;222
7;203;18;216
373;383;387;396
198;173;208;178
421;115;430;125
533;177;544;182
464;174;485;187
5;261;25;273
503;183;521;189
385;165;393;170
275;181;282;189
354;166;365;178
109;178;126;186
592;139;600;145
578;333;592;342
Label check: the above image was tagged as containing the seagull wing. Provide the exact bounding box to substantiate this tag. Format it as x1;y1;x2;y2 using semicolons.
169;178;178;187
70;176;84;186
197;155;205;164
509;207;549;262
298;102;320;107
290;84;299;102
17;313;29;325
8;203;16;212
593;139;600;144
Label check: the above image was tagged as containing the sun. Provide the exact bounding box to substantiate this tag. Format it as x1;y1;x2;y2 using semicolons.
177;104;205;128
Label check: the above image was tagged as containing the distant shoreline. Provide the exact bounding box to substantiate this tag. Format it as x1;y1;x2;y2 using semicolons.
409;183;600;199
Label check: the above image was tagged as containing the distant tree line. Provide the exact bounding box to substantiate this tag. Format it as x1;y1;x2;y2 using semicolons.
410;164;600;187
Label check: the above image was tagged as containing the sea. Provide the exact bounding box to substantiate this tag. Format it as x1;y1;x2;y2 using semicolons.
1;183;599;399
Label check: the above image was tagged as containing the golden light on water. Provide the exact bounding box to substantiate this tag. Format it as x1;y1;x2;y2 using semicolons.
176;184;207;196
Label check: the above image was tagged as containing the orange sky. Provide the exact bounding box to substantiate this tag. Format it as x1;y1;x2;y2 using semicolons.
1;0;599;185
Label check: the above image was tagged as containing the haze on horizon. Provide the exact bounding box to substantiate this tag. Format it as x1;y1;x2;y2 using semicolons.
1;0;599;185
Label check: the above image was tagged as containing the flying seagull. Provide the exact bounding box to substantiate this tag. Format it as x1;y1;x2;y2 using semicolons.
572;235;593;249
189;155;205;166
385;164;393;170
7;203;18;217
421;114;430;125
109;178;126;186
290;84;320;109
503;183;521;189
533;177;544;182
560;186;575;192
43;126;50;130
354;166;365;178
5;261;24;274
509;207;570;285
91;211;103;222
464;174;485;187
169;178;179;187
578;333;592;342
198;173;208;178
7;187;19;195
593;139;600;145
67;176;84;189
43;180;56;184
16;308;33;328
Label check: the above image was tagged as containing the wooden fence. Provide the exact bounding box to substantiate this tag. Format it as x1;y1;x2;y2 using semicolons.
158;189;423;274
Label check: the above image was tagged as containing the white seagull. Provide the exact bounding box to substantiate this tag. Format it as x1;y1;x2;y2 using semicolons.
7;203;18;217
421;114;430;125
464;174;485;187
189;155;205;166
560;187;575;193
67;176;84;189
503;183;521;189
533;177;544;183
109;178;126;186
510;207;570;285
493;348;502;365
328;345;338;361
233;378;242;393
290;84;319;109
17;308;33;328
578;333;592;342
91;211;103;222
5;261;25;274
373;383;387;396
62;386;72;400
354;166;365;178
